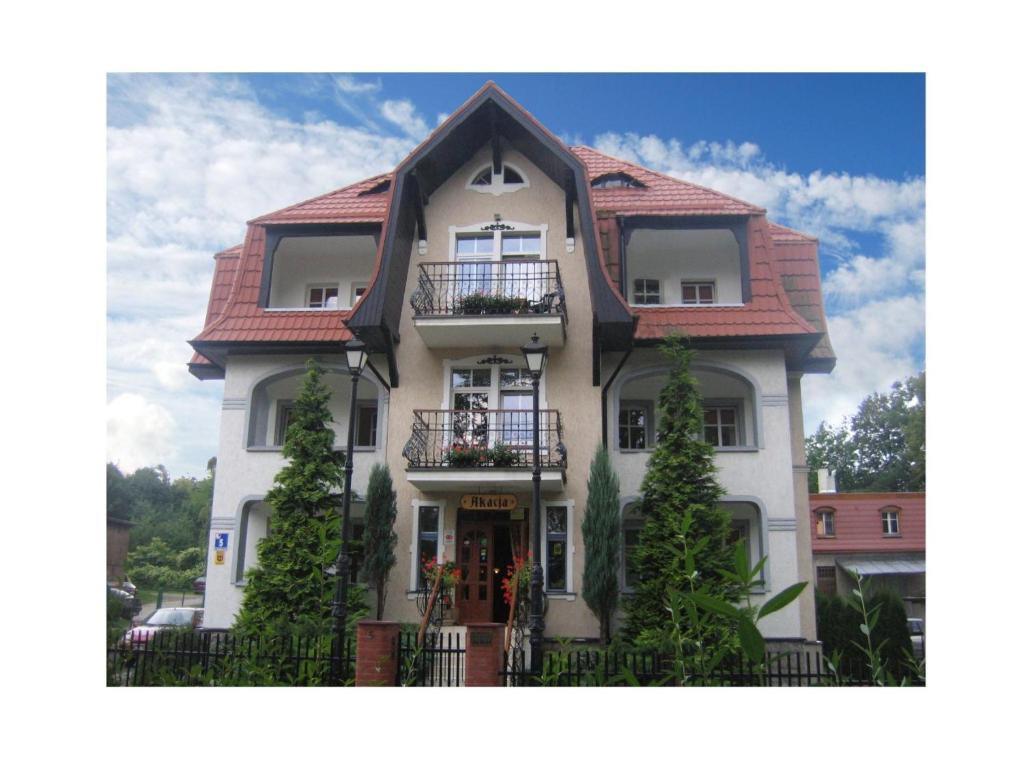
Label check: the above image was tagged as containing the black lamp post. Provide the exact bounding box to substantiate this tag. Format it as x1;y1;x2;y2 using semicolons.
331;338;368;684
521;333;548;681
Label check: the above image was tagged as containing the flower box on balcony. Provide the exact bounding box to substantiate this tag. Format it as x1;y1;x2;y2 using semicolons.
454;293;532;316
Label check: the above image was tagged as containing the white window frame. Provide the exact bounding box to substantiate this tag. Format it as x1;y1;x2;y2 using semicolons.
306;283;340;309
681;280;717;305
882;508;901;536
408;500;446;594
618;400;654;452
632;278;661;305
449;221;548;263
350;282;368;306
353;400;378;450
702;402;742;447
541;500;575;598
464;162;530;195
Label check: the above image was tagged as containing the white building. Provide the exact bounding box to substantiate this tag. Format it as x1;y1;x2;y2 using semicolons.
189;82;835;645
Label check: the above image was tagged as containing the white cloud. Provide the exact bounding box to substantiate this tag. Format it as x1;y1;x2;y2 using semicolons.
107;394;177;473
333;75;381;94
380;99;430;140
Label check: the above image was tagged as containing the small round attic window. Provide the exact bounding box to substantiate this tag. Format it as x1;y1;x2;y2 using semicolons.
466;163;529;195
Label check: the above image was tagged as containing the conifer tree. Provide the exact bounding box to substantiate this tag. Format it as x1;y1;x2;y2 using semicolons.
361;463;398;620
624;338;738;646
582;445;621;645
236;360;365;636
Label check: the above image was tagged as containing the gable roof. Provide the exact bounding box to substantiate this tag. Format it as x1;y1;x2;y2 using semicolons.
188;83;835;376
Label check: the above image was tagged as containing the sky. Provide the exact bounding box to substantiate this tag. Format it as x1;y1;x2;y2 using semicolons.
106;73;925;479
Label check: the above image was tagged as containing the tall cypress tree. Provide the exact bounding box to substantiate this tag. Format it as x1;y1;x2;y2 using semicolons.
624;338;737;645
236;360;364;636
361;463;398;620
582;445;621;645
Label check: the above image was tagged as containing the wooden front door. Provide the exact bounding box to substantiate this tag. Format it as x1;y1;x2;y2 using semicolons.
456;522;493;624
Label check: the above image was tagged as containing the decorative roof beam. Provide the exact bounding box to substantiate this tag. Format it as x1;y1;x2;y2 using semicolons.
490;105;502;175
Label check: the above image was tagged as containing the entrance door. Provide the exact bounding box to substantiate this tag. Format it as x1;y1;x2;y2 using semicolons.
456;523;493;624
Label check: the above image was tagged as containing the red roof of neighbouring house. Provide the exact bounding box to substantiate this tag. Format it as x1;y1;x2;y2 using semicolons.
810;493;925;554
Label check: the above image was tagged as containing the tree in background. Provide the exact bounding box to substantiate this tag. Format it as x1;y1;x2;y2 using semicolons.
235;360;366;636
361;463;398;620
582;445;621;645
807;372;925;492
624;338;738;647
816;586;914;677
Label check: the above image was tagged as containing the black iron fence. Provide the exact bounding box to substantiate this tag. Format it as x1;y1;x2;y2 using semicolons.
402;409;566;469
107;631;354;687
410;260;566;320
503;647;898;687
396;632;465;687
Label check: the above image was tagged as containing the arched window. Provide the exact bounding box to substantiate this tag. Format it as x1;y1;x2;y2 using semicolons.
465;163;529;194
591;172;644;189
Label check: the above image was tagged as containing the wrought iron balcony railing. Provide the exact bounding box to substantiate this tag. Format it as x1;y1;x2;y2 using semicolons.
409;261;567;321
402;409;567;470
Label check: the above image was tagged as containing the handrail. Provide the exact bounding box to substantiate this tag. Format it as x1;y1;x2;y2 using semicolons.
409;260;567;322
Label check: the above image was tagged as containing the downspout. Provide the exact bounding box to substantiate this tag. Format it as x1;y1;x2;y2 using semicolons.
600;347;633;449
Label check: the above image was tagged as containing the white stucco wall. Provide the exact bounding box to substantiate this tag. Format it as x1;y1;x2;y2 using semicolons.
202;354;389;628
606;347;804;638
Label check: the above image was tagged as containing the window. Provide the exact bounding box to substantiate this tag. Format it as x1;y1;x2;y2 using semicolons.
467;164;529;193
351;283;367;305
500;233;542;260
882;508;901;536
622;506;643;590
633;278;661;305
307;285;339;309
703;406;738;447
681;281;716;305
817;565;837;596
545;506;568;592
416;506;440;589
619;401;653;450
592;173;643;189
355;403;378;448
274;401;296;446
816;509;836;537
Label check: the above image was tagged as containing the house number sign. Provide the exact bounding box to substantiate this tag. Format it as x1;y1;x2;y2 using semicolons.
460;494;517;511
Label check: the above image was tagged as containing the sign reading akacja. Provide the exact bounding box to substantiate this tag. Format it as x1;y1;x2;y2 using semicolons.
460;494;517;511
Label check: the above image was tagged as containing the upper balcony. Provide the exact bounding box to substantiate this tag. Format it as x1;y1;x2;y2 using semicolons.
264;232;377;311
402;408;566;491
409;260;567;348
624;227;745;308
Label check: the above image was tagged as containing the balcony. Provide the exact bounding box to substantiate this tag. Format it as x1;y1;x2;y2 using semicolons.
409;261;567;347
402;409;566;491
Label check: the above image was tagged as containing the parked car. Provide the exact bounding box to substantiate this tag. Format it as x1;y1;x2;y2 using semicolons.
120;577;137;597
192;576;206;594
907;617;925;659
108;586;142;619
121;607;204;649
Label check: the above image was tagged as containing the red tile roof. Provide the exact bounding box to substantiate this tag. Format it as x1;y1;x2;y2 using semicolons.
189;87;832;369
572;146;765;217
250;174;393;225
810;493;925;554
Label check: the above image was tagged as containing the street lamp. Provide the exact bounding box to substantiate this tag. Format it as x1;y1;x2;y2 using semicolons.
520;333;548;681
331;338;368;684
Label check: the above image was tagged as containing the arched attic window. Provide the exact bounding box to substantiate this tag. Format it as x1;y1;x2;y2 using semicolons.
466;163;529;194
591;172;644;189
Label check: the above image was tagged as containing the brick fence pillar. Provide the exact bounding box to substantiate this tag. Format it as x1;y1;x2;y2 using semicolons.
464;623;505;687
355;620;400;687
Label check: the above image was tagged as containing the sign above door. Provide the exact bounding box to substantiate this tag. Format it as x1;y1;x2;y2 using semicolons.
460;493;517;511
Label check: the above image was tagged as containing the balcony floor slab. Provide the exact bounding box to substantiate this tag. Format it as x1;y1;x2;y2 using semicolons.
412;315;565;348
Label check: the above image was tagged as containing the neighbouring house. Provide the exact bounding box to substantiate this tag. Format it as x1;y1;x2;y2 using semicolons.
107;517;133;584
188;82;836;648
810;470;925;621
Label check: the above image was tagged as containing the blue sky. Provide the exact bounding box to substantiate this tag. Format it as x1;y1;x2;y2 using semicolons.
106;73;925;479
